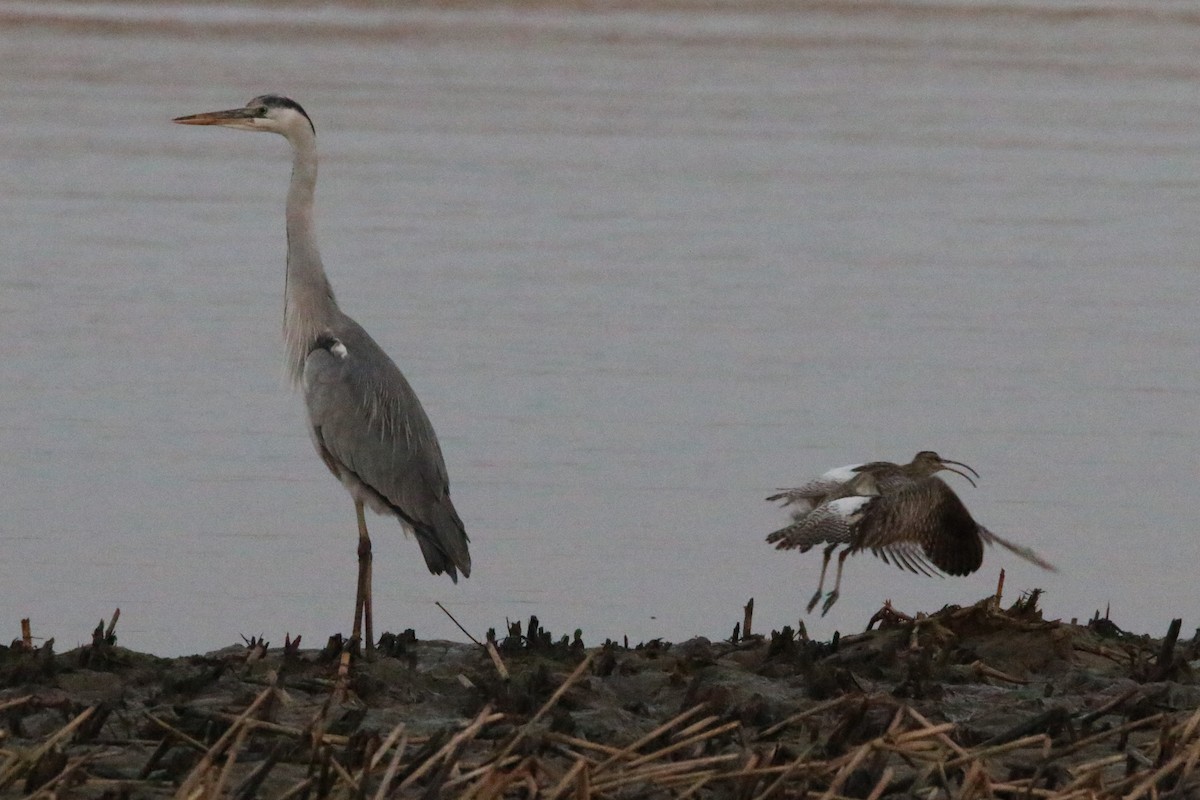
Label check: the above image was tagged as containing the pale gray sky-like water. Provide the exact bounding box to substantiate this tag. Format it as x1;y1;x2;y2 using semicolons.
1;1;1197;655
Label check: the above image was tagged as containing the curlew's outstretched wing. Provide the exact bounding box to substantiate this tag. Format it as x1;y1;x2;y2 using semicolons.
766;463;870;512
852;477;985;577
868;541;945;577
765;487;821;511
302;316;471;581
767;495;867;552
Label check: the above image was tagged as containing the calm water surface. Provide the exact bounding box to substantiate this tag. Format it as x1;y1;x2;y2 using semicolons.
1;1;1197;655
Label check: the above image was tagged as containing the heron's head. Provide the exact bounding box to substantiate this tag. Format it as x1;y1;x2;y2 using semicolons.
173;94;315;138
912;450;980;487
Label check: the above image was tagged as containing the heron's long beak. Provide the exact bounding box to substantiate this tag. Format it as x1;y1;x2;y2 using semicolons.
172;108;258;126
941;458;980;487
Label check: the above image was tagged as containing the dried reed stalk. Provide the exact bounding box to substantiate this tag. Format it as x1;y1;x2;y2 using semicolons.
749;744;821;800
1046;713;1167;760
820;741;874;800
0;696;32;715
864;766;894;800
591;756;737;793
1124;750;1193;800
544;732;624;758
146;713;210;753
174;685;273;799
758;695;855;739
367;722;408;771
943;733;1051;769
671;714;722;742
207;711;384;747
484;652;595;769
594;702;710;771
543;757;587;800
906;707;970;758
674;771;714;799
0;705;95;791
621;720;740;769
398;705;500;792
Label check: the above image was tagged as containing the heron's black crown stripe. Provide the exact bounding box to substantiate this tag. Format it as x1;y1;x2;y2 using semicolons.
256;94;315;134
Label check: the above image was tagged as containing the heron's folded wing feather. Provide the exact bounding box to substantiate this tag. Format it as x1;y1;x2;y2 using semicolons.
303;321;470;577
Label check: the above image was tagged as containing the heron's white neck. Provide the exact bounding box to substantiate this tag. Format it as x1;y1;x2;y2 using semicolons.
283;129;339;385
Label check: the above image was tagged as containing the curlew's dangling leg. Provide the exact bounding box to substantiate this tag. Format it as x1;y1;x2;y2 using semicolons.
806;543;840;614
352;500;375;657
821;548;853;616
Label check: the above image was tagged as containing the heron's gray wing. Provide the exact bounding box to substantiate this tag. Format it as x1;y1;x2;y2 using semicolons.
852;478;983;576
303;321;470;580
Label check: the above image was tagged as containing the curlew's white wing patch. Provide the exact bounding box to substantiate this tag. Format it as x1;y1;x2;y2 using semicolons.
821;463;864;483
825;495;870;520
768;462;866;509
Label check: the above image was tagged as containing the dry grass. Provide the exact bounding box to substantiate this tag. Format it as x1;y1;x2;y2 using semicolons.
7;671;1200;798
4;598;1199;798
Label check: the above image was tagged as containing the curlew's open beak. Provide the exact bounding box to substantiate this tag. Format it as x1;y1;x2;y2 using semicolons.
173;107;260;128
940;458;980;487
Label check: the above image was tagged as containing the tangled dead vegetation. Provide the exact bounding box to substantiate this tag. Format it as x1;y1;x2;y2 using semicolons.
3;592;1199;798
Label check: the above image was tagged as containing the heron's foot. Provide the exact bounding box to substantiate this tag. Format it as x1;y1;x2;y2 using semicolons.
820;590;840;617
343;632;376;663
806;589;824;614
332;649;353;702
359;635;377;662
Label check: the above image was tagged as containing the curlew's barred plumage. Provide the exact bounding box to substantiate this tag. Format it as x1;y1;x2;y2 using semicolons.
766;452;1055;615
766;450;978;516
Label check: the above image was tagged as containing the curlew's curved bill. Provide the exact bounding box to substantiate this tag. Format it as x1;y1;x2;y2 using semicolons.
940;460;979;488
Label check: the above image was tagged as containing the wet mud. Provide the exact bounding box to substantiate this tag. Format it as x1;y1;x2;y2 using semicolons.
2;594;1198;798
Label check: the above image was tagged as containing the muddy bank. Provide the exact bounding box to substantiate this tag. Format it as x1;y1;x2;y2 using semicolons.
2;594;1198;798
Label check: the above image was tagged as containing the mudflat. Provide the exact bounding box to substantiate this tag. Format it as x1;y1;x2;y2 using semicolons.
2;594;1196;798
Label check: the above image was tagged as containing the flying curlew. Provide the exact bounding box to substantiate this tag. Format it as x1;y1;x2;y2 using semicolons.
766;451;979;609
766;452;1055;615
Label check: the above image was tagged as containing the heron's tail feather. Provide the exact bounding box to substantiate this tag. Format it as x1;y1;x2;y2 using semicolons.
979;527;1058;572
414;499;471;582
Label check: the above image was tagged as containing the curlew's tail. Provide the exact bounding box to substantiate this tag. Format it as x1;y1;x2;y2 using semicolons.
979;527;1057;572
766;523;814;551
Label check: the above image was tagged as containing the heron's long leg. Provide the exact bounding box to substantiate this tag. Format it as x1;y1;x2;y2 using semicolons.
806;543;839;613
821;548;852;616
353;500;375;657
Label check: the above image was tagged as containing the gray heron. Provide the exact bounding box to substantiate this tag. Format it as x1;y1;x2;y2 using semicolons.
174;95;471;655
766;452;1054;615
